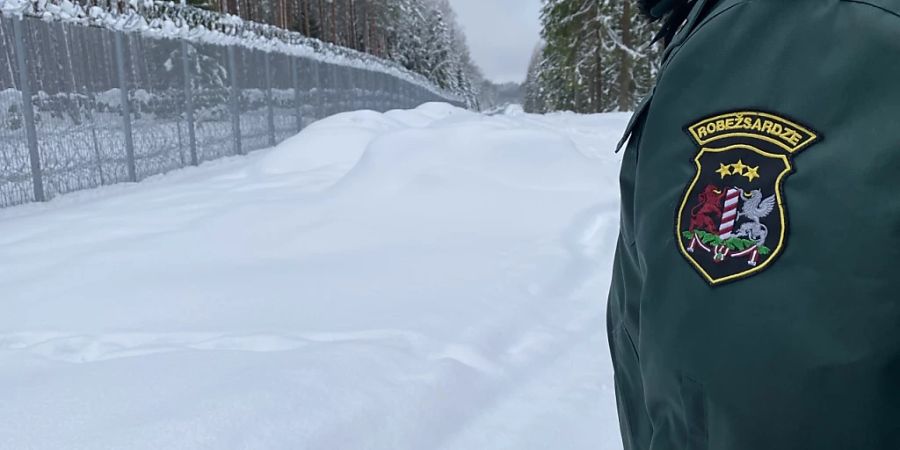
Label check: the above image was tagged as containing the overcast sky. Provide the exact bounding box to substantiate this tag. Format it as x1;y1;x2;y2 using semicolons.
448;0;542;84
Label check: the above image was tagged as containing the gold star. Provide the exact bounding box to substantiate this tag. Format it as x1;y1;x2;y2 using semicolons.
744;165;760;182
715;163;732;179
731;160;748;175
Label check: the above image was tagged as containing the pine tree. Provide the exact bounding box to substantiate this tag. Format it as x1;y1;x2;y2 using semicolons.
523;44;546;113
178;0;481;105
528;0;660;114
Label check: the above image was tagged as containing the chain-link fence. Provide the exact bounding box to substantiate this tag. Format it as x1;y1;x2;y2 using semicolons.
0;14;460;209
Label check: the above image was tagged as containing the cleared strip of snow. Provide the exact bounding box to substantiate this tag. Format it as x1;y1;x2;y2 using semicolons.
0;104;628;450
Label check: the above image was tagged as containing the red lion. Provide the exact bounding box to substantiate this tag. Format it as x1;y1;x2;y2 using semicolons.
689;185;725;233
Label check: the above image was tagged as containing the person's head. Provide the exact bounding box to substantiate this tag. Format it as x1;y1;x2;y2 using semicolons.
636;0;694;44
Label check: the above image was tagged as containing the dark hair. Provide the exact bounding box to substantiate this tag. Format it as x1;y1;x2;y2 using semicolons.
638;0;697;45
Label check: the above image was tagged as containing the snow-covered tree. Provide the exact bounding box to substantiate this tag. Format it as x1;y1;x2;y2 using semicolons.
527;0;660;113
523;44;546;113
187;0;481;105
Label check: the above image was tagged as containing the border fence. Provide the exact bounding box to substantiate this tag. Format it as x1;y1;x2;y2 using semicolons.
0;4;461;209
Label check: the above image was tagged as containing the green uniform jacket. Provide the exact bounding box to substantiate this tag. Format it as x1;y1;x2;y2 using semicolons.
607;1;900;449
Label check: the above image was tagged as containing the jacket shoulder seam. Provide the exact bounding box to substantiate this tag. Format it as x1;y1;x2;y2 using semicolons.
842;0;900;20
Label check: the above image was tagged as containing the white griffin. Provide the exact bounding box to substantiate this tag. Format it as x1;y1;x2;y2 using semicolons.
733;189;776;248
737;189;776;224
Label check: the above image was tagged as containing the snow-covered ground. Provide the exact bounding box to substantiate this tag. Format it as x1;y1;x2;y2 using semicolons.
0;104;628;450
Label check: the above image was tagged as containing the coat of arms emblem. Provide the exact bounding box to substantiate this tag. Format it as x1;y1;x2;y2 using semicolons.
676;111;820;285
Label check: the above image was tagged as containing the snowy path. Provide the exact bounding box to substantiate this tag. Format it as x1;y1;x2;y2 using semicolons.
0;105;628;450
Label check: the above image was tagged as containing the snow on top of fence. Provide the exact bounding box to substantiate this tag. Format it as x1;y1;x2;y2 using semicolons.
0;0;461;102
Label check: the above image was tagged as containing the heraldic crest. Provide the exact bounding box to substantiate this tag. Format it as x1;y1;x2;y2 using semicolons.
676;111;820;285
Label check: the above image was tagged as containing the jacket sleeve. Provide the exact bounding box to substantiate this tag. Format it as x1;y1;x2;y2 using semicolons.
607;116;653;450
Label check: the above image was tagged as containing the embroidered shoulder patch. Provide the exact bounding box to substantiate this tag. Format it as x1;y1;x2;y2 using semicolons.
676;111;821;285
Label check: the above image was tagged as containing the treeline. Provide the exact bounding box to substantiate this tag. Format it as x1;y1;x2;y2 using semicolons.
524;0;659;114
187;0;483;107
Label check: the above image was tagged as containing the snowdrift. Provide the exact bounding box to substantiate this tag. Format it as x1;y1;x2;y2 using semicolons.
0;104;629;450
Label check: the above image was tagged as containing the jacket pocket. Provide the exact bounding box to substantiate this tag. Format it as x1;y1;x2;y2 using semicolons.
608;321;654;450
680;375;709;450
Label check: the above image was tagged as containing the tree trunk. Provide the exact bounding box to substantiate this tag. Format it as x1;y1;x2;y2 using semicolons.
318;0;326;40
303;0;311;35
594;2;603;112
331;0;338;44
275;0;285;28
616;0;634;111
369;0;379;56
360;0;370;52
349;0;358;50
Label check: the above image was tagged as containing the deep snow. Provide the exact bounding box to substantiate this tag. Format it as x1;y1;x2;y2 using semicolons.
0;104;628;450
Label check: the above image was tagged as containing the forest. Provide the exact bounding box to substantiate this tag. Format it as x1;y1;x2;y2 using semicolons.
524;0;660;113
186;0;486;108
182;0;660;114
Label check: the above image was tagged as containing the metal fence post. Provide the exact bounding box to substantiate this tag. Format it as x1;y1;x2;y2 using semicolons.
335;67;341;112
264;51;275;147
394;78;402;107
405;83;412;108
332;64;340;114
361;70;368;110
113;32;136;182
357;70;363;110
318;63;326;117
374;72;381;111
348;69;356;110
388;77;394;108
291;57;302;132
403;82;408;108
386;74;392;110
322;64;330;116
11;17;44;202
227;45;242;155
344;68;351;110
181;40;198;166
356;70;363;109
366;70;378;110
385;76;391;108
314;62;323;119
